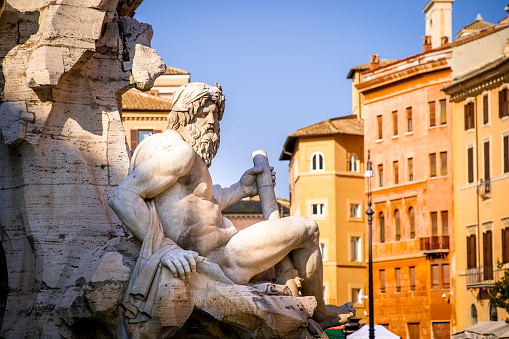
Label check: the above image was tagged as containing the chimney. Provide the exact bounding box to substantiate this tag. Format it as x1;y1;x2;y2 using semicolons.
423;36;432;52
441;36;449;46
423;0;454;49
370;54;380;70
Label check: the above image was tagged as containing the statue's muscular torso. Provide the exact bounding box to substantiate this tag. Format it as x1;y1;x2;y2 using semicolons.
132;131;237;256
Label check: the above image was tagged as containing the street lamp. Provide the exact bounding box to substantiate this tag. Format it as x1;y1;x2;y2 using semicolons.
364;150;375;339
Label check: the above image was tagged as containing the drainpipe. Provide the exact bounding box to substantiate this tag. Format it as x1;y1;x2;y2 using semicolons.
475;97;481;273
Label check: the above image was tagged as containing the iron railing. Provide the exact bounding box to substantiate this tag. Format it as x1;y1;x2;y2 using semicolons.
419;236;450;251
479;178;491;197
466;266;503;287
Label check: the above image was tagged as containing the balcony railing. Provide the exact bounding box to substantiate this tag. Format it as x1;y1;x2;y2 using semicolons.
466;266;502;288
419;236;450;252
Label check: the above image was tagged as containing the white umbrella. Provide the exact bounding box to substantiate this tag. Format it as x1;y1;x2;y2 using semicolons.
347;325;401;339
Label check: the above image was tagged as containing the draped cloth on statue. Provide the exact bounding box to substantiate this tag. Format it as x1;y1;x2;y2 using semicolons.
122;200;179;323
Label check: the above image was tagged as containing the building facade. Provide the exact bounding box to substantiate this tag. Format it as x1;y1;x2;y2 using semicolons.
121;66;190;152
356;1;456;337
443;22;509;330
280;115;366;323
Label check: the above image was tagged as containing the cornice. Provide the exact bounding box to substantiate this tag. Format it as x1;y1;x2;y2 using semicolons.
122;116;167;122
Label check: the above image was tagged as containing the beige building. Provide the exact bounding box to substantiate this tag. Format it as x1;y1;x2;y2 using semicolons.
121;66;190;152
443;18;509;330
280;115;366;322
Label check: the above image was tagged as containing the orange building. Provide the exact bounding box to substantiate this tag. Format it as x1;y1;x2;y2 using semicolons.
280;115;366;323
443;18;509;329
355;1;456;337
121;67;190;152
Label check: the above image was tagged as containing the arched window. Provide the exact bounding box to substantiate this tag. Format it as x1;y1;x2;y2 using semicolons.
490;302;498;321
311;152;324;171
379;212;385;243
409;207;415;239
395;209;401;241
349;153;360;172
471;304;478;325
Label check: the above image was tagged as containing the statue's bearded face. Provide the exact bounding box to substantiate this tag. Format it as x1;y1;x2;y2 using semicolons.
184;100;220;167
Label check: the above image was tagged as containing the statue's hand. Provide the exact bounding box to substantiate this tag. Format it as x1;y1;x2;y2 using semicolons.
240;166;276;197
161;249;204;280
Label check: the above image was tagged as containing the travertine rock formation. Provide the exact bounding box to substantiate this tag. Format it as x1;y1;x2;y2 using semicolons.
0;0;164;337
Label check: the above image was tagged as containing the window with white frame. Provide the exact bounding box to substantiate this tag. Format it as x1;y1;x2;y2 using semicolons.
351;236;362;262
319;242;327;261
311;203;325;217
351;288;363;304
350;203;362;218
349;153;360;172
311;152;325;171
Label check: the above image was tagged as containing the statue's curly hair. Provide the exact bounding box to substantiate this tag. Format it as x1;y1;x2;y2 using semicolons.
165;82;225;131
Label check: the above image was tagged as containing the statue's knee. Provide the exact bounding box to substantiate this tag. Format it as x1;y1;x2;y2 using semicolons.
289;216;319;238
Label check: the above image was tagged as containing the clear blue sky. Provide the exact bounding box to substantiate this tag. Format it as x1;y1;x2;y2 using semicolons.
135;0;508;200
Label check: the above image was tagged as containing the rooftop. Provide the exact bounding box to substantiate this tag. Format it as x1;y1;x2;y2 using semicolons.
347;59;399;79
163;66;189;75
456;13;496;39
121;89;173;111
280;115;363;160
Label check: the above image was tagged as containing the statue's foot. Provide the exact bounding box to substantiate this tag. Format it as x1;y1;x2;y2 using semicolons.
312;302;356;331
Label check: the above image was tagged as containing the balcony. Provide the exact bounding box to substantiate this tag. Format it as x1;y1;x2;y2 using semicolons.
419;236;449;258
479;178;491;199
466;266;502;289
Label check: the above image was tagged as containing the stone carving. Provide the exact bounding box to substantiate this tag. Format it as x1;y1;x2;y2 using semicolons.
0;0;164;337
109;82;356;337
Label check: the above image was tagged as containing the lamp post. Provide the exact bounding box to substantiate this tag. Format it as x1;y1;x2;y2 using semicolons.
364;150;375;339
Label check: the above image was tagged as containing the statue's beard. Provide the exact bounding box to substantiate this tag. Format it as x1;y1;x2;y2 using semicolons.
186;124;220;167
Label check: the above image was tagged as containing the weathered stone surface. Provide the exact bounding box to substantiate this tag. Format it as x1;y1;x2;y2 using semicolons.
0;0;164;337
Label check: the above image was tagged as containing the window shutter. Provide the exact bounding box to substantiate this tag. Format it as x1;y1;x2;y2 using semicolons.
468;147;474;183
483;95;489;124
130;129;138;151
504;136;509;173
464;104;469;130
429;101;436;127
500;90;505;118
484;141;490;179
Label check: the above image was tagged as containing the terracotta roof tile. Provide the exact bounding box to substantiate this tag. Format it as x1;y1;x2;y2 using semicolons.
456;14;495;39
289;115;364;137
347;59;399;79
164;67;189;75
121;89;172;111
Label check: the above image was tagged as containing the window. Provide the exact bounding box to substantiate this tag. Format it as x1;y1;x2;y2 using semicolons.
395;268;401;292
407;107;413;132
350;203;361;218
319;242;327;261
408;157;414;181
408;323;420;339
380;270;386;293
441;211;448;236
409;266;416;291
393;111;398;136
471;304;478;325
377;115;383;140
378;164;384;187
311;203;325;217
484;141;490;179
432;322;450;339
490;302;498;321
440;152;447;176
131;129;161;151
351;236;362;262
395;209;401;241
311;152;324;171
483;230;493;280
440;99;447;125
429;101;436;127
499;88;508;118
431;212;438;236
351;288;363;304
483;94;489;125
430;153;437;178
379;212;385;243
409;207;415;239
442;264;450;289
504;135;509;173
503;228;509;264
468;146;474;183
349;153;359;172
465;102;475;130
467;234;477;269
431;264;439;289
393;160;399;184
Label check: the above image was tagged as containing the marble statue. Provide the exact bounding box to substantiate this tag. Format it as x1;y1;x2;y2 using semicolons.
109;82;356;334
